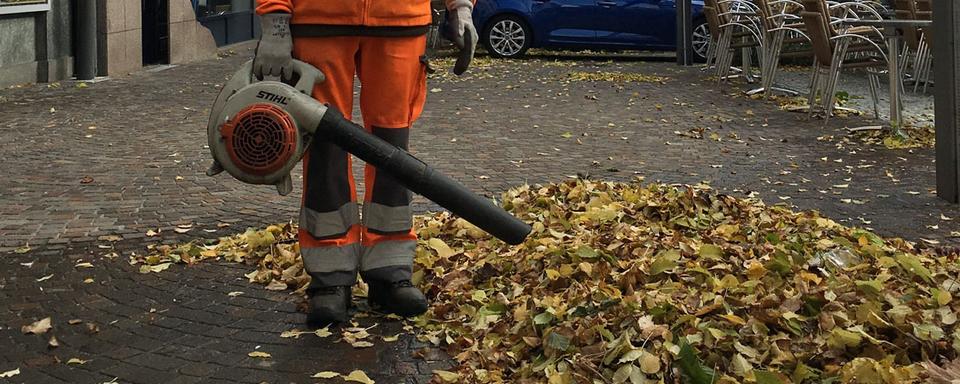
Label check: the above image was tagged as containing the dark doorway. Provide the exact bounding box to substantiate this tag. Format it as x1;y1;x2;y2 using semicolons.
142;0;170;65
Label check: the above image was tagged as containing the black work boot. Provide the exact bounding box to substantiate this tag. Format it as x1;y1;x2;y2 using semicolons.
306;286;351;327
367;280;428;317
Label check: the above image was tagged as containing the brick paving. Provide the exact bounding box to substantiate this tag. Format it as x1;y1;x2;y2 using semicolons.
1;42;959;383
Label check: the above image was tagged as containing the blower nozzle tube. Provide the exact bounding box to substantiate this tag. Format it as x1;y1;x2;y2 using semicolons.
318;108;532;245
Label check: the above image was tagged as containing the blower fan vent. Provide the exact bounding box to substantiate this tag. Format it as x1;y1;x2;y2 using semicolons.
221;103;298;176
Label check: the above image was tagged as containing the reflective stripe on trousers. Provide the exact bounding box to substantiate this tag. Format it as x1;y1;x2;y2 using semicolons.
361;239;416;272
302;243;361;273
362;202;412;234
300;202;360;239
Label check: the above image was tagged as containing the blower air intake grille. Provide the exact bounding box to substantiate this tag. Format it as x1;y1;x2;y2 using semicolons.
221;103;298;176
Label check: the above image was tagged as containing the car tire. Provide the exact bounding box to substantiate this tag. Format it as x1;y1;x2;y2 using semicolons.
483;15;532;59
691;19;711;63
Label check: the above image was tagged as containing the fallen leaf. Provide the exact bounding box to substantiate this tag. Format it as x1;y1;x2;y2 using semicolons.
312;371;341;379
36;274;54;282
265;279;287;290
427;238;456;258
382;334;400;342
22;317;52;335
48;336;59;348
433;370;460;382
343;370;375;384
247;351;271;358
0;368;19;378
227;291;244;297
350;341;374;348
138;263;171;274
66;358;86;365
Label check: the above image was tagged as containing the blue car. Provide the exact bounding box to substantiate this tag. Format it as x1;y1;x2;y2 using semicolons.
472;0;709;59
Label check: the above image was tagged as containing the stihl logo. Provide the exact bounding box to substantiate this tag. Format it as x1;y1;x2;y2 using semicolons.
256;90;289;105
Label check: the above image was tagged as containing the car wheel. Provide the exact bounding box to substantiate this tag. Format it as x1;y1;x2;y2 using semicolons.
484;15;531;59
691;20;711;62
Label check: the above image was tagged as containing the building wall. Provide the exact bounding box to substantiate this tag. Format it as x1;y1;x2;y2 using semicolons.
0;0;74;88
169;0;217;65
100;0;142;76
0;0;224;85
100;0;218;76
0;15;37;86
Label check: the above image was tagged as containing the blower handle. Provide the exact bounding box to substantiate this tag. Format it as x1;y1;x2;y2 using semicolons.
317;108;532;245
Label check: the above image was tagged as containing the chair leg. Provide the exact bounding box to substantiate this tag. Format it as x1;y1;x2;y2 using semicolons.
808;67;823;118
824;40;849;123
867;72;880;119
703;40;717;71
913;37;927;93
716;31;732;81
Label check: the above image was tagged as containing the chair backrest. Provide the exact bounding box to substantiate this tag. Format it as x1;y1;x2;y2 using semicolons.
801;0;833;34
703;6;722;41
894;0;920;48
893;0;917;17
753;0;776;31
801;10;833;66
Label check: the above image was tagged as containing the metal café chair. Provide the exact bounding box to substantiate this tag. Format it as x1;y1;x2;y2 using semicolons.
749;0;812;96
702;5;723;71
801;0;892;121
912;0;933;93
713;0;765;83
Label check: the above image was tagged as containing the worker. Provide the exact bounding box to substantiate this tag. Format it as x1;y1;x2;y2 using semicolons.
252;0;478;326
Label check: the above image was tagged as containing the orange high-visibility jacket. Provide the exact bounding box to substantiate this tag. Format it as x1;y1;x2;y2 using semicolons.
255;0;432;27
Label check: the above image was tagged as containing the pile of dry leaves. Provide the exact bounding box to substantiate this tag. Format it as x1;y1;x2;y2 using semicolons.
133;180;959;383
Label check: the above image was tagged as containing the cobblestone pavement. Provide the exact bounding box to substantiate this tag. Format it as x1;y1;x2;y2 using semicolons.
2;42;960;383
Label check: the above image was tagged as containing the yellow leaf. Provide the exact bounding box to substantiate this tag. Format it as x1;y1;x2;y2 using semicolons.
21;317;52;335
66;358;87;365
312;371;341;379
545;269;560;280
343;369;375;384
247;351;271;358
428;238;456;258
720;314;746;325
382;334;400;342
935;289;952;307
434;370;461;382
639;351;662;374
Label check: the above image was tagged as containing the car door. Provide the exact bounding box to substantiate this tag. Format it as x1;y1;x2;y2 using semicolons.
595;0;676;47
530;0;599;44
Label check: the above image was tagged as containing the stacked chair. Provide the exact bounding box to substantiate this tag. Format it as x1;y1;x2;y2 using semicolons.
749;0;810;96
710;0;764;83
911;0;933;93
800;0;890;121
694;0;927;120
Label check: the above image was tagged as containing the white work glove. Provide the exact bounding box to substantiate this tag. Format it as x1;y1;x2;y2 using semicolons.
254;13;294;80
444;0;478;75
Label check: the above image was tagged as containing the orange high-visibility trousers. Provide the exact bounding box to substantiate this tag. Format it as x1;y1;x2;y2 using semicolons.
294;35;427;287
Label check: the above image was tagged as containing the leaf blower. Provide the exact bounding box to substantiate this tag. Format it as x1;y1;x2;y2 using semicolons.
205;60;531;245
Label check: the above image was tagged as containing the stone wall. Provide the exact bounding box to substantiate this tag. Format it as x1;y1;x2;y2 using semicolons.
0;15;37;86
100;0;142;76
168;0;217;65
0;0;75;88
